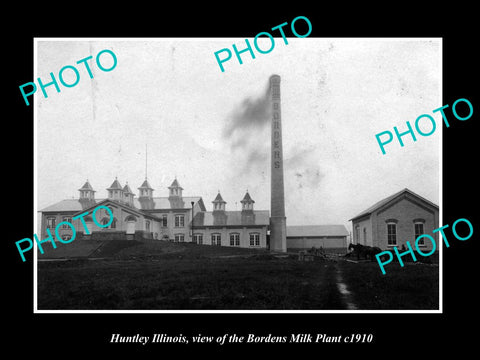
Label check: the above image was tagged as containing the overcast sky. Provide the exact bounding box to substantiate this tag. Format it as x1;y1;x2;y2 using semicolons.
35;38;441;232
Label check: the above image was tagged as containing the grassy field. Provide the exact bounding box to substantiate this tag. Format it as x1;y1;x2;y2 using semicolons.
337;261;439;310
36;241;439;310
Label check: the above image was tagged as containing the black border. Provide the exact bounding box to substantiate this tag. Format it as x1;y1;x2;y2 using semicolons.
6;6;478;355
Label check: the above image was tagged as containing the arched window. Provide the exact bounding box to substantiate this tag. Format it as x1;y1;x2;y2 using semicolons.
386;221;397;246
414;219;425;246
125;215;136;222
174;234;185;242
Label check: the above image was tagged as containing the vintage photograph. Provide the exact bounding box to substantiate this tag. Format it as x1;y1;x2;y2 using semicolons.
34;38;441;311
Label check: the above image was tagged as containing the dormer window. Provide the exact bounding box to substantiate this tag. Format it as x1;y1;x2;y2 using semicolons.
212;192;226;212
241;191;255;211
168;179;183;198
78;180;96;202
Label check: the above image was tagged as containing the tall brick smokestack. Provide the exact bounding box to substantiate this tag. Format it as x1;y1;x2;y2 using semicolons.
269;74;287;252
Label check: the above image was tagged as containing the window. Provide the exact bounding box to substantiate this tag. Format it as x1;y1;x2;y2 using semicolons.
414;222;425;246
363;228;367;244
162;215;167;227
145;220;150;231
62;217;72;228
194;233;203;245
174;234;185;242
230;233;240;246
211;233;221;246
387;223;397;246
249;233;260;246
175;214;185;227
111;218;117;229
355;225;360;244
47;217;56;229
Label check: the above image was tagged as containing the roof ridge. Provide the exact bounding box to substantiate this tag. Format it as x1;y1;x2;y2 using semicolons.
349;188;438;221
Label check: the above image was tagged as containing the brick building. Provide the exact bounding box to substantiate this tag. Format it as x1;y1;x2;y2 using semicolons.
349;188;439;252
39;178;269;249
191;191;269;248
39;178;206;242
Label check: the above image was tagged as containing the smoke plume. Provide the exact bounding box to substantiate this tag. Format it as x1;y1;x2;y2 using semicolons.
222;79;272;174
222;82;271;139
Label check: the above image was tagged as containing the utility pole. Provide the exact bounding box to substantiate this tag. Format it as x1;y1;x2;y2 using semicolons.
191;201;195;243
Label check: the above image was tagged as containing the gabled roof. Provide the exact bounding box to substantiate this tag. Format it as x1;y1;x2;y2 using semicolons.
40;199;84;212
107;178;123;190
40;196;206;213
287;225;349;237
212;192;226;203
73;198;147;217
241;191;254;203
349;188;439;221
78;180;95;192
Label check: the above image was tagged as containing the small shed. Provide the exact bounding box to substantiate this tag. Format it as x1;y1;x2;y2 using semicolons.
286;225;349;254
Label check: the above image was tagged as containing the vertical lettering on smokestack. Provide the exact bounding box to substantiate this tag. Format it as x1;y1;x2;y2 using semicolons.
270;74;287;252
